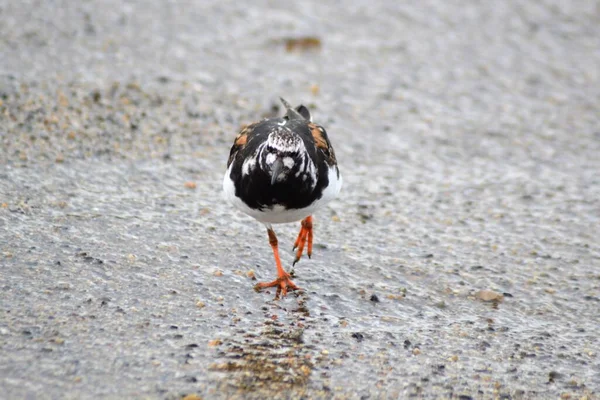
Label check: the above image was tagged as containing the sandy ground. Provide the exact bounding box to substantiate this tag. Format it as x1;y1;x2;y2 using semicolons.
1;1;599;399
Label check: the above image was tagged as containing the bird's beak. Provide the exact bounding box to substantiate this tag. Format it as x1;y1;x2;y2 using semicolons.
270;158;284;185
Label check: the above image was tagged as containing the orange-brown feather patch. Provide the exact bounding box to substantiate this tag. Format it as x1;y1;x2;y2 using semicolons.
308;123;328;150
234;132;248;146
234;122;259;146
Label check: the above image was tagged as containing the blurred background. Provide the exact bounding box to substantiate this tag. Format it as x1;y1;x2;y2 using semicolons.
1;1;599;399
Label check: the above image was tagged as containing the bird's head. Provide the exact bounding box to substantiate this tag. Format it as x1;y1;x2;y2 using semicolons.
261;128;308;185
261;98;315;185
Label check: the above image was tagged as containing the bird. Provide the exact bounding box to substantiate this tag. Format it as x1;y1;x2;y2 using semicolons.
223;97;342;299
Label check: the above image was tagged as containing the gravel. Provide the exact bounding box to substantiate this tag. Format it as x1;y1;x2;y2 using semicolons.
1;1;599;399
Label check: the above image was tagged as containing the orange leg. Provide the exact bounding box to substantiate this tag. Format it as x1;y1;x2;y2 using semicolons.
254;227;300;299
293;216;313;266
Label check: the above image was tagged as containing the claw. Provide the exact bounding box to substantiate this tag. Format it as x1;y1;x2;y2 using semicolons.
293;216;313;265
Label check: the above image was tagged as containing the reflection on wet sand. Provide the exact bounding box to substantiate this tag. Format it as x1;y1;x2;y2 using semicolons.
209;293;330;399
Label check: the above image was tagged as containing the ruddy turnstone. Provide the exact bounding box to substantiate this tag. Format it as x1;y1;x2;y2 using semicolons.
223;98;342;298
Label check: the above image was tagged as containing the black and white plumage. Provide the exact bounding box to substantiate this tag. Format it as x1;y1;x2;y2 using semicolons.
223;98;342;298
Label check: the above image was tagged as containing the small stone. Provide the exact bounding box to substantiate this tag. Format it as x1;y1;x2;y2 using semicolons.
351;332;364;342
196;301;206;309
300;365;311;376
284;36;322;52
548;371;563;382
386;294;404;300
412;348;421;355
213;270;223;277
56;282;71;290
184;181;197;189
449;355;459;362
208;339;222;347
91;90;101;102
370;294;380;303
310;84;320;96
475;290;504;302
246;269;256;280
182;394;203;400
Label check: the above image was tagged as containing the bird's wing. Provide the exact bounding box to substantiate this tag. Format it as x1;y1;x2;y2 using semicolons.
227;122;259;168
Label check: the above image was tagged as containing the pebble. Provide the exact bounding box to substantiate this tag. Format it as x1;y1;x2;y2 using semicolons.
56;282;71;290
474;290;504;302
182;395;203;400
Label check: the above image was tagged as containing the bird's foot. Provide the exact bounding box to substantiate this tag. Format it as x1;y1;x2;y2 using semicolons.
293;216;313;265
254;272;301;299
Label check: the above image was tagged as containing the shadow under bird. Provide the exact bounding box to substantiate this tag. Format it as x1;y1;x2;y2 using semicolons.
223;98;342;298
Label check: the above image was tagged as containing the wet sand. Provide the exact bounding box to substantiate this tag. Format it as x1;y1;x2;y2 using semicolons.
1;1;599;399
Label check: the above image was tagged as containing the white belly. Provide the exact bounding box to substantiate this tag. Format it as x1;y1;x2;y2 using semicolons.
222;165;342;224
